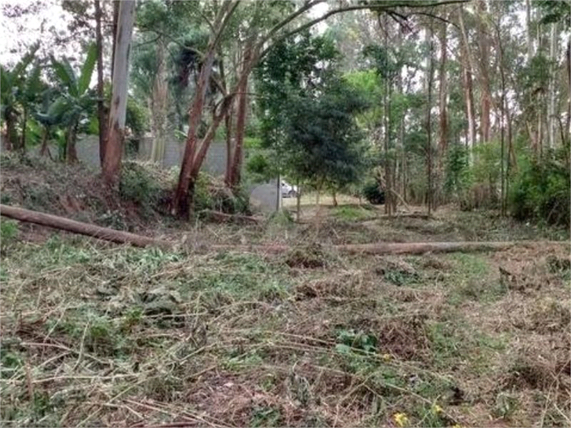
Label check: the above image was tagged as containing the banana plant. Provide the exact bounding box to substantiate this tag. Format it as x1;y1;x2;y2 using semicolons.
0;43;39;151
47;43;97;162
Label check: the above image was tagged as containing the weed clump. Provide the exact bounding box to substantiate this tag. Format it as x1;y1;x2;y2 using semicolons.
285;243;328;268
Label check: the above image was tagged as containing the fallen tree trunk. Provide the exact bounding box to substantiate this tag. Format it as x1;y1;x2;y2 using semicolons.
1;204;566;255
0;204;171;249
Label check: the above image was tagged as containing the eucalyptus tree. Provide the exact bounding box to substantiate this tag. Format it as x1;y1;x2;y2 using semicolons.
103;0;136;185
171;0;467;218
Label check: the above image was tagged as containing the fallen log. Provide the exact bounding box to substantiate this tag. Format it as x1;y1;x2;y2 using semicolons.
1;204;567;255
0;204;171;249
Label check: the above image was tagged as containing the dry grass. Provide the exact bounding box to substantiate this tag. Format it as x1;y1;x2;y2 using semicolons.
1;210;569;427
1;157;569;427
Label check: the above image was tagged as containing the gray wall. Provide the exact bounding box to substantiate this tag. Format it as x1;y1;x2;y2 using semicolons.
73;135;229;176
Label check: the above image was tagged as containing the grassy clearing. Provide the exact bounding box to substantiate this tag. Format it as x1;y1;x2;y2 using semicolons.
1;210;569;427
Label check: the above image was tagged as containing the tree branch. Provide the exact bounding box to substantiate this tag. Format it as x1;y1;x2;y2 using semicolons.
258;0;469;59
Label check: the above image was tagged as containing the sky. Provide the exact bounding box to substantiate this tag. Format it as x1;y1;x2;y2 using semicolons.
0;0;75;66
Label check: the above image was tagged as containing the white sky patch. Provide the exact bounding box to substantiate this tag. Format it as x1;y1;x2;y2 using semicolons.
0;0;74;66
309;1;330;35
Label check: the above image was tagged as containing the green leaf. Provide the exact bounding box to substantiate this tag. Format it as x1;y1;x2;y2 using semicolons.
78;43;97;95
24;64;43;100
46;97;70;123
0;65;11;99
51;57;77;96
335;344;353;355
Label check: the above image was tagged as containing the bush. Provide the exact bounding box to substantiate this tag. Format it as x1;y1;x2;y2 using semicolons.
509;149;570;226
119;162;167;219
194;173;250;215
362;180;385;205
0;220;19;247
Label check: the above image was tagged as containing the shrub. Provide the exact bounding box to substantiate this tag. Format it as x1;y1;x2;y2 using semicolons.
509;149;570;226
362;180;385;205
0;220;19;247
119;162;163;207
194;173;250;215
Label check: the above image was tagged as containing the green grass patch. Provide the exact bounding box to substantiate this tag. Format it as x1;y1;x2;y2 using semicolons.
331;205;376;221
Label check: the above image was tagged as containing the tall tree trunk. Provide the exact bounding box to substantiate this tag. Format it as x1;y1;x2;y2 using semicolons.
525;0;534;61
111;0;119;79
95;0;107;167
228;39;254;191
458;7;476;154
438;20;448;166
383;15;393;216
102;0;136;186
547;22;558;149
426;24;435;216
224;106;234;187
172;1;238;218
477;0;491;143
566;41;571;143
150;35;168;164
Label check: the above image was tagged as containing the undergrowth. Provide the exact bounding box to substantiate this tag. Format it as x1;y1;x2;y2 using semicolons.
1;224;568;427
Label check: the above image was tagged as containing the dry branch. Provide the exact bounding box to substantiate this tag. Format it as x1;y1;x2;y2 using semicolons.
1;204;566;255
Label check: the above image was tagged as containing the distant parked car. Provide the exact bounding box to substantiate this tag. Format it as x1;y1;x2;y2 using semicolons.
281;181;299;198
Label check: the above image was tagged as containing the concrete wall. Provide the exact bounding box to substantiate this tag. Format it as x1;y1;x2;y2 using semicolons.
73;135;229;177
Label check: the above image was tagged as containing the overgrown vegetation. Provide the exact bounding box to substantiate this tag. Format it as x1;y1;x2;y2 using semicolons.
1;211;568;427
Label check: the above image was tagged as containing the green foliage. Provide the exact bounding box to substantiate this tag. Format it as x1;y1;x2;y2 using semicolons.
444;144;472;205
194;173;250;215
362;180;385;205
256;31;369;193
0;221;19;247
336;329;378;353
509;149;570;226
126;96;148;137
332;205;376;222
119;162;163;213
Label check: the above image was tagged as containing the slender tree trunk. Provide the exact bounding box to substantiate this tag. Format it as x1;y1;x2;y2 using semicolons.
111;0;119;79
526;0;534;61
228;38;255;191
276;173;282;212
228;46;253;192
40;127;51;158
548;22;558;149
332;191;338;207
19;107;27;153
173;3;235;218
383;15;393;216
150;35;168;164
224;106;233;187
66;123;79;164
426;24;435;216
459;8;476;155
4;114;15;151
102;0;136;186
477;0;491;143
296;179;301;221
95;0;107;167
566;41;571;142
438;20;448;161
